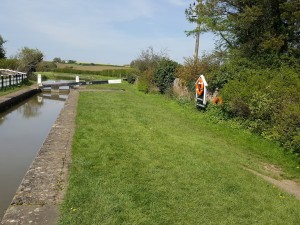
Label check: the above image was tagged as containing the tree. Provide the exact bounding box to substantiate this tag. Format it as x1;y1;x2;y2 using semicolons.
185;1;210;62
17;47;43;77
0;35;6;59
67;60;76;64
186;0;300;59
53;57;62;63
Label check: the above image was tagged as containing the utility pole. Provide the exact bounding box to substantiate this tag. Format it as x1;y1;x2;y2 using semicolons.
194;23;200;64
192;1;201;72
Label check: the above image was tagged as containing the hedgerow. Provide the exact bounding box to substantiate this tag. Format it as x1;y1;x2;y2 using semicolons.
0;59;18;70
220;66;300;155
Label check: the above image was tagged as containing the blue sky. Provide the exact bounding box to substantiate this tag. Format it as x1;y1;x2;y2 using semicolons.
0;0;216;65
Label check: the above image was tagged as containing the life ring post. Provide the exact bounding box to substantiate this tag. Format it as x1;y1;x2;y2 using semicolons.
195;75;208;109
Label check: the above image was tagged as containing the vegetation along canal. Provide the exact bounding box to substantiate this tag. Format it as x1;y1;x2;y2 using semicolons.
0;92;68;220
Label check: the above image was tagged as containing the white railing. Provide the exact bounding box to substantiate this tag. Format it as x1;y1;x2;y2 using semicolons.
0;69;27;89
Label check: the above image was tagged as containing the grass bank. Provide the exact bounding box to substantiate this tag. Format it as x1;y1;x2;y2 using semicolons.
60;83;300;224
0;81;33;97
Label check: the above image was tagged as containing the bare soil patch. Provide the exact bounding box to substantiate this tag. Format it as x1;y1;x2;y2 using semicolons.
245;164;300;199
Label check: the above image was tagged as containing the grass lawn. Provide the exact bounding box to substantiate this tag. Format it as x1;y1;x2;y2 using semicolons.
60;83;300;225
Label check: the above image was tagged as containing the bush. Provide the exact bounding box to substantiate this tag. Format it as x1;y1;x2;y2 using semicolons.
36;61;57;71
154;59;179;94
137;68;155;93
0;58;18;70
130;46;168;73
220;66;300;154
126;72;139;84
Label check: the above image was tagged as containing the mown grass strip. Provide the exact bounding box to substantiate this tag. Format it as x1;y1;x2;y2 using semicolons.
60;83;300;225
0;81;33;97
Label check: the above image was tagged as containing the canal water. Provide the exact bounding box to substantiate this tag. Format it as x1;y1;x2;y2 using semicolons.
0;92;68;220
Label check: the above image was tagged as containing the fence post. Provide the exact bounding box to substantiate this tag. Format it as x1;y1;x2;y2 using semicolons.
37;74;42;86
1;75;3;90
9;75;11;87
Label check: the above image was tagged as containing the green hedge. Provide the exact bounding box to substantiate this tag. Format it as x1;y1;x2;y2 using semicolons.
0;59;18;70
220;67;300;154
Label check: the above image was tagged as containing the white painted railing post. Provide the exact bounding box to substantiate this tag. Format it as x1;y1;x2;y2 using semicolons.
37;74;42;86
108;79;122;84
76;76;79;83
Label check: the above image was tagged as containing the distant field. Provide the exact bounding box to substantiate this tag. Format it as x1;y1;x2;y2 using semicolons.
56;63;130;71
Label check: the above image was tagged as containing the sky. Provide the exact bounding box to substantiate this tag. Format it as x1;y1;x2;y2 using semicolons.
0;0;216;65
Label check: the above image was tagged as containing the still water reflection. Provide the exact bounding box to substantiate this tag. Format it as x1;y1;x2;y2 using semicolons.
0;93;67;220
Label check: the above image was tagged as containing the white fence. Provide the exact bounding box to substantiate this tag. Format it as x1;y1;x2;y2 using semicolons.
0;69;27;89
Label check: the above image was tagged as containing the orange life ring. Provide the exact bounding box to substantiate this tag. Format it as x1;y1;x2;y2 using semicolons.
195;77;204;95
213;96;223;105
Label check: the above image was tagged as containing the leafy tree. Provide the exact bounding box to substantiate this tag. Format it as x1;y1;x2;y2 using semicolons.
53;57;62;63
67;60;77;64
0;35;6;59
186;0;300;59
17;47;44;77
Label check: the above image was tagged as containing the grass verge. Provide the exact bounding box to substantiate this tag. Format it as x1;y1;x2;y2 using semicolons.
0;81;33;97
60;83;300;225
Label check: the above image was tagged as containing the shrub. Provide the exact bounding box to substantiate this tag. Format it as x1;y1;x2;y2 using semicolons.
36;61;57;71
126;73;138;84
220;66;300;154
137;68;155;93
0;58;18;70
176;57;201;93
130;46;168;73
154;59;179;94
